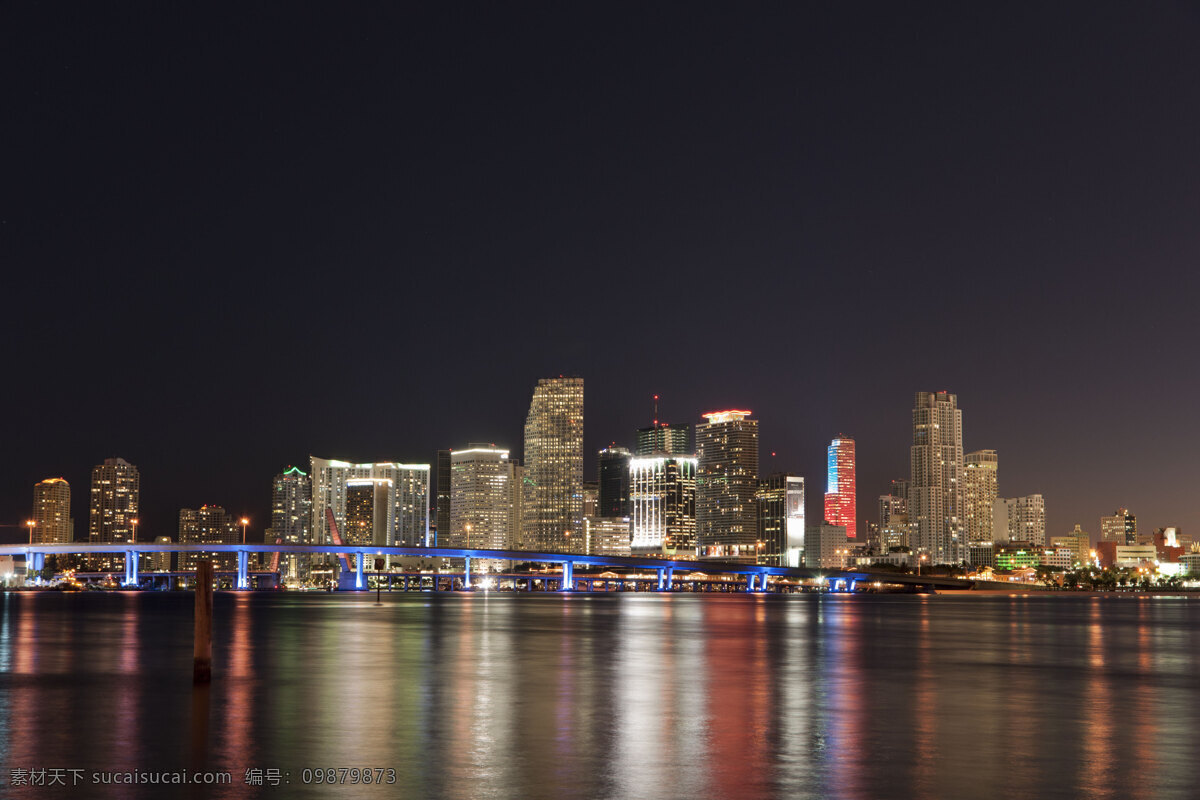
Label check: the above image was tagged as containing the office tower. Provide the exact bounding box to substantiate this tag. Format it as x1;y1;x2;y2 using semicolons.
1054;524;1091;568
805;523;849;569
962;450;998;562
521;377;585;553
586;516;632;557
32;478;72;544
582;481;599;517
994;495;1046;547
436;449;452;546
1100;508;1137;546
88;457;140;545
878;488;909;551
597;446;632;516
629;455;697;556
449;446;522;551
756;474;805;567
910;392;964;564
178;505;238;572
310;458;431;549
271;466;312;545
824;436;856;538
636;423;691;456
696;410;759;561
344;479;391;547
152;536;172;572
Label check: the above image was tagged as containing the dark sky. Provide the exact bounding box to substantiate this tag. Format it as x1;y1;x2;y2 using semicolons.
5;3;1200;545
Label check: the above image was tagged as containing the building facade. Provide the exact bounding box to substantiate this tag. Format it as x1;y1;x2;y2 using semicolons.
178;505;238;572
962;450;998;555
910;392;964;564
521;377;585;553
696;410;759;561
32;478;72;544
994;494;1046;547
88;457;140;545
636;423;691;457
756;473;805;567
629;455;697;556
1100;508;1137;546
805;523;849;569
448;446;522;551
310;458;430;549
823;436;856;538
597;446;632;517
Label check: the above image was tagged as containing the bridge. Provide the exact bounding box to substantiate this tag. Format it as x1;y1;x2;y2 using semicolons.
0;543;973;593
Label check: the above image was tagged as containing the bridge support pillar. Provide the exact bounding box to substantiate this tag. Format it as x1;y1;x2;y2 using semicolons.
746;573;757;592
665;567;674;592
562;561;573;591
356;552;365;590
464;557;472;590
129;551;140;587
656;568;665;591
237;550;249;590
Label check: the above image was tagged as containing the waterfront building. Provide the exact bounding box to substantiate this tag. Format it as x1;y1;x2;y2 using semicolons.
824;436;856;539
1053;524;1090;568
756;473;805;567
344;479;391;547
178;505;238;571
1100;508;1137;546
968;542;994;568
582;481;599;518
636;423;691;456
992;494;1046;547
805;523;849;569
629;455;697;556
448;446;522;551
521;377;585;553
910;392;964;564
88;457;140;546
271;466;312;579
597;446;632;517
1112;544;1159;569
878;480;910;551
586;516;632;558
151;536;172;572
994;541;1040;571
962;450;998;556
436;449;452;546
696;410;759;561
32;478;72;544
310;458;430;550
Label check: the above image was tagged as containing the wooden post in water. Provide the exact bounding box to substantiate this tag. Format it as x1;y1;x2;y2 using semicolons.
193;560;213;684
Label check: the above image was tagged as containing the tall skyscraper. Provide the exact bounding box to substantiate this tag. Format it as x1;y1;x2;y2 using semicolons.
270;466;311;581
636;423;691;456
521;377;584;553
89;457;140;545
823;436;856;538
310;458;430;548
962;450;998;550
597;446;632;517
756;473;805;567
178;505;237;571
696;410;759;561
436;449;452;546
449;446;522;551
994;494;1046;547
1100;508;1137;546
910;392;964;564
344;479;392;546
32;478;72;544
629;454;697;556
878;487;909;551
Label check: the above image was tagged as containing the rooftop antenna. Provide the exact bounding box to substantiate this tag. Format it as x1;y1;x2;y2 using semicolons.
653;394;660;428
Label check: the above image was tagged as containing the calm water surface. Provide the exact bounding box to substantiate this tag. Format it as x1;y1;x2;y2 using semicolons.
0;590;1197;799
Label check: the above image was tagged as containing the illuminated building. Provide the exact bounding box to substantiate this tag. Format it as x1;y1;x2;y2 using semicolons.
1052;524;1091;568
88;457;140;545
629;455;696;556
32;478;72;544
756;474;805;567
910;392;964;564
521;376;585;553
962;450;998;559
597;446;632;516
436;449;452;546
994;494;1046;547
879;482;909;551
582;481;599;517
271;466;311;579
586;516;631;557
151;536;172;572
344;479;391;546
178;505;238;572
310;458;431;549
1100;508;1137;546
636;423;690;456
805;523;849;569
449;446;522;551
696;410;759;561
824;436;856;538
994;541;1040;571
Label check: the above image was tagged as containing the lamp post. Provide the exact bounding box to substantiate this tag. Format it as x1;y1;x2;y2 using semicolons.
465;523;472;550
240;517;249;545
26;519;35;545
918;553;928;576
131;518;139;544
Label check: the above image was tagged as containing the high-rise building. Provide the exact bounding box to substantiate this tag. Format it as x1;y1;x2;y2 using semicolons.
1053;524;1091;568
696;410;759;561
636;423;691;456
521;377;585;553
824;436;856;538
151;536;172;572
32;478;72;544
962;450;998;560
89;457;140;546
629;455;697;556
585;516;631;557
270;466;312;581
178;505;237;572
879;481;909;551
436;449;452;547
344;479;392;547
805;523;849;569
1100;508;1137;546
756;474;805;567
597;446;632;516
994;495;1046;547
910;392;964;564
449;446;523;551
310;458;430;549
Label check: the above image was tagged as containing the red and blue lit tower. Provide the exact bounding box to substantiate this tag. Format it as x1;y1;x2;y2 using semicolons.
824;435;856;538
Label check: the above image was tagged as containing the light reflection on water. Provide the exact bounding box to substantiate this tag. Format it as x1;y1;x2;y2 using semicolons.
0;592;1198;799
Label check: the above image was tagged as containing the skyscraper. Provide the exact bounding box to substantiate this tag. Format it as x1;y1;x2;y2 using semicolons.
910;392;964;564
962;449;998;551
994;494;1046;547
310;458;430;549
436;449;452;546
270;466;311;581
32;478;72;544
636;423;691;456
178;505;237;571
696;410;759;561
449;446;522;551
344;479;392;547
89;457;140;545
1100;508;1137;546
629;454;696;556
878;486;909;551
597;446;632;517
823;436;856;538
756;473;805;567
521;377;584;553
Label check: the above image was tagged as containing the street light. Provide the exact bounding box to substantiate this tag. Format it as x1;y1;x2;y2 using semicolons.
240;517;249;544
918;553;928;576
131;518;139;544
26;519;35;545
465;523;472;550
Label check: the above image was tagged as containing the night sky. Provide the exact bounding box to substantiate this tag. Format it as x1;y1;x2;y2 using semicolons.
5;3;1200;545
